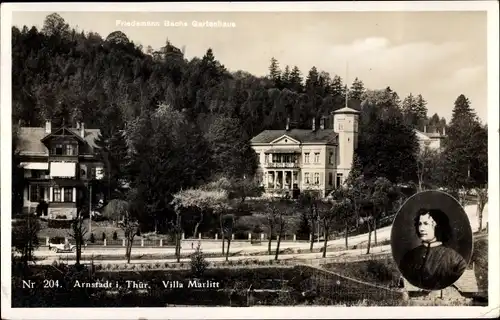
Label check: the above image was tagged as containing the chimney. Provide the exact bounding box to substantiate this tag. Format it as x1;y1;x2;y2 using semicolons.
320;117;325;130
80;122;85;138
312;118;316;131
286;117;290;131
45;120;52;134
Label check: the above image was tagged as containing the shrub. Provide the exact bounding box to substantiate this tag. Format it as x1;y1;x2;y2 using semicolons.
89;233;95;243
112;231;118;240
163;262;169;268
190;242;209;277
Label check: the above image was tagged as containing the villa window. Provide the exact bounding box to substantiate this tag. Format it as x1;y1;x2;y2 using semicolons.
30;186;40;202
64;188;73;202
65;144;74;156
329;152;334;164
328;173;333;186
314;153;320;163
336;173;343;187
52;144;63;155
53;187;62;202
304;172;310;184
314;173;320;185
264;154;269;164
304;153;310;164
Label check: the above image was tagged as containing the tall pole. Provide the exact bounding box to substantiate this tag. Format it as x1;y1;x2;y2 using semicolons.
89;183;92;234
345;61;349;108
317;214;320;243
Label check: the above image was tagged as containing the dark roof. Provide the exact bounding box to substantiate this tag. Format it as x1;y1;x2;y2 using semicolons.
17;127;100;156
251;129;338;144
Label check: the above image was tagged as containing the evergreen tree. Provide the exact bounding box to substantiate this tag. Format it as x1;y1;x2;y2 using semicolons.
289;66;303;93
442;95;486;192
350;77;366;102
268;57;281;84
281;65;291;89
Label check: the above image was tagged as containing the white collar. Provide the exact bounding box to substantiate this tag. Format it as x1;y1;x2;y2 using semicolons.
422;240;442;247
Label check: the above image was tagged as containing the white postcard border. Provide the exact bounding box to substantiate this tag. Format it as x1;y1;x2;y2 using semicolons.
1;1;498;319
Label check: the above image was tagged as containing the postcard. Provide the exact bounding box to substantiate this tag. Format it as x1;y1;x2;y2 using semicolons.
1;1;498;319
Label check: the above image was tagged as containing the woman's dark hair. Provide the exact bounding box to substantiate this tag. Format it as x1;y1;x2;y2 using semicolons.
413;208;453;243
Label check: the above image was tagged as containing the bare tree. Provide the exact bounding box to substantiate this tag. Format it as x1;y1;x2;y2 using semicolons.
264;202;279;255
475;186;488;231
69;209;88;266
223;214;236;261
274;201;291;261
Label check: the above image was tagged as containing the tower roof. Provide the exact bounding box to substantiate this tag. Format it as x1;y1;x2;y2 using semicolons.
332;107;360;115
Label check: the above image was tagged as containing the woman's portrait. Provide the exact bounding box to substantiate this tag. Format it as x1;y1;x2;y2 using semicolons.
391;191;473;291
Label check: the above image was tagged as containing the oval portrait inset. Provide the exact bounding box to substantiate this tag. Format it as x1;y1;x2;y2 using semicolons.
390;190;473;291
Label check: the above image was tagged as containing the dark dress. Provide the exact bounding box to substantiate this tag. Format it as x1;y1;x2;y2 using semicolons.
399;244;467;290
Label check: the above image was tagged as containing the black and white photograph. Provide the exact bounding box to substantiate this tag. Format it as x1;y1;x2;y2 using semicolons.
391;190;474;291
1;2;498;319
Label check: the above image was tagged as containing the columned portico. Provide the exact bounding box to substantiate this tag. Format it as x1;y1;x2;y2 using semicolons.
265;169;300;190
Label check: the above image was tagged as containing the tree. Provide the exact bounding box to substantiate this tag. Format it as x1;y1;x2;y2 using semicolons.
268;57;281;84
442;95;486;194
296;212;311;240
329;187;354;249
105;31;130;45
69;209;88;266
475;187;488;231
401;93;427;128
222;213;236;261
41;13;70;38
172;177;232;257
12;215;40;266
274;202;289;261
416;146;441;191
289;66;303;93
296;191;320;252
371;177;395;245
357;115;419;183
204;117;258;179
264;201;279;255
350;78;365;103
102;198;137;263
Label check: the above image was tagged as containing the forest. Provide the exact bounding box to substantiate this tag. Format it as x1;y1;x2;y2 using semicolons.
11;13;488;242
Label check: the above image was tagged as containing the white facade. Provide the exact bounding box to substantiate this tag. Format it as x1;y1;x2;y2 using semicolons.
415;129;445;152
251;107;360;198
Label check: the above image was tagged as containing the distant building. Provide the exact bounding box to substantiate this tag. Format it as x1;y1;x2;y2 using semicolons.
415;126;446;152
250;107;360;198
17;121;104;219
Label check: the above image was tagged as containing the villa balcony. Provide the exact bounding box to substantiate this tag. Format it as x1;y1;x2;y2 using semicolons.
265;162;300;169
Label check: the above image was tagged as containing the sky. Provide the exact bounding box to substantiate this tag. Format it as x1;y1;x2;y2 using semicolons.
12;10;488;123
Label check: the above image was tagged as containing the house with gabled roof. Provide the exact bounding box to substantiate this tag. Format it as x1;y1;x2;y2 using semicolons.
414;126;446;152
16;120;104;219
250;107;360;198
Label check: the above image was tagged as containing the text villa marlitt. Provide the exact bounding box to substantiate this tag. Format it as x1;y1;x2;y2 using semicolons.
163;280;221;289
